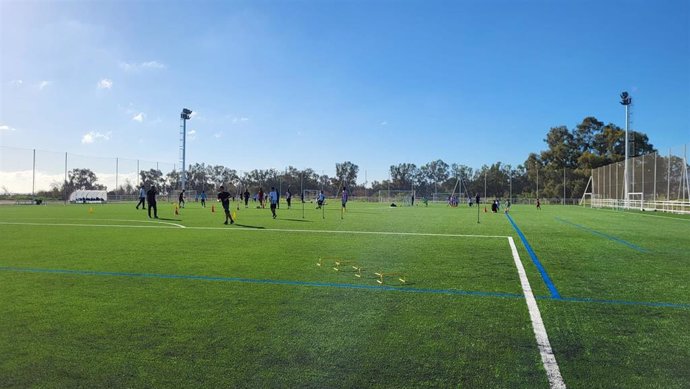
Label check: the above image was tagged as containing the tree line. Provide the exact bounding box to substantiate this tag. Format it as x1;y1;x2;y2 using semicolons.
36;116;657;201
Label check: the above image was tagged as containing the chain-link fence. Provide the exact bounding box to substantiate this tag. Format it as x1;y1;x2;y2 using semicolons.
588;144;689;213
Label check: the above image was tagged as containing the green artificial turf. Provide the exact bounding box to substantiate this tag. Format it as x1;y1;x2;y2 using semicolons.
0;201;688;388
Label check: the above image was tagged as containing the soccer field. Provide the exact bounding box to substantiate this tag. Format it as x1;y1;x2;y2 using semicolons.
1;201;688;388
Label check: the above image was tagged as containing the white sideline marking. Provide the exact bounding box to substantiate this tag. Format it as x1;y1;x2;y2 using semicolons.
0;221;182;229
0;220;506;238
190;226;509;238
0;217;186;228
593;207;690;222
508;236;566;389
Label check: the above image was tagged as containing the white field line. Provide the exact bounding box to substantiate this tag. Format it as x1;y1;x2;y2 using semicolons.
0;220;506;238
71;218;186;228
0;221;183;229
591;207;690;222
189;226;509;238
508;236;566;389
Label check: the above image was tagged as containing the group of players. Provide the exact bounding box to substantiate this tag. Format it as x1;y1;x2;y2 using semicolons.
135;184;350;225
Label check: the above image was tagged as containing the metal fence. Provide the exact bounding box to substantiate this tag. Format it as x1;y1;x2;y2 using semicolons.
588;144;690;214
0;146;177;200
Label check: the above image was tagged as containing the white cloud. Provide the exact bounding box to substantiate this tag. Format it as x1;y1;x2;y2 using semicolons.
97;78;113;89
9;80;23;86
132;112;145;122
0;124;17;131
232;117;249;123
141;61;166;69
213;132;223;138
187;129;197;140
38;81;51;90
119;60;167;72
190;111;198;119
380;121;388;126
81;131;111;144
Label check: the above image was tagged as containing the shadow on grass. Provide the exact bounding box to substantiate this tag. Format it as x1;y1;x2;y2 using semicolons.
234;224;265;229
156;217;182;221
281;218;312;223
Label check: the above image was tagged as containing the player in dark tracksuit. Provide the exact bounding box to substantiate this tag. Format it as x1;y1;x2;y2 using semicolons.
217;186;234;225
147;186;158;219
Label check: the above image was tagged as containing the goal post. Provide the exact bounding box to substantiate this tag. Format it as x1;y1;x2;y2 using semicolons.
302;189;323;204
378;190;414;206
627;192;644;211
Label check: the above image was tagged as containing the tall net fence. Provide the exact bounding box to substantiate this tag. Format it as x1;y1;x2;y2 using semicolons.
0;146;177;202
589;144;690;213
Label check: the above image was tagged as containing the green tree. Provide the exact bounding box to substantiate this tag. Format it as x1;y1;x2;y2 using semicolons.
420;159;449;194
64;168;104;195
389;163;417;190
335;161;359;189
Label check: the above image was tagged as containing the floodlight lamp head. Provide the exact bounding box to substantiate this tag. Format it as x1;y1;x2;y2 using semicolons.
180;108;193;120
620;91;631;105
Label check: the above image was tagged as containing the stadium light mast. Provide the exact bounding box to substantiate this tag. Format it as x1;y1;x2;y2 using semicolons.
620;92;632;207
180;108;193;190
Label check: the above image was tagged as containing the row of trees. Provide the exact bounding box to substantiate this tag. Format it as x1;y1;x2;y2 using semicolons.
35;116;657;201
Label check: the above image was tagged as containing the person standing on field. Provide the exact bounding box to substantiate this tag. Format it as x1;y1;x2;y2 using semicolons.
286;188;292;209
178;190;185;208
269;187;278;219
258;188;265;208
146;185;158;219
341;186;349;211
217;186;234;225
243;189;250;208
536;198;541;210
316;190;325;208
200;190;207;207
135;185;146;210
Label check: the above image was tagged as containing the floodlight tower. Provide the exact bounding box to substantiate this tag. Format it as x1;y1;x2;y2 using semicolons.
180;108;193;190
620;92;632;207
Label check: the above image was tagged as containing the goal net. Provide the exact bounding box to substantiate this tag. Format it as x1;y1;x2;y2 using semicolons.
378;190;414;206
302;189;325;204
628;192;644;211
169;190;198;204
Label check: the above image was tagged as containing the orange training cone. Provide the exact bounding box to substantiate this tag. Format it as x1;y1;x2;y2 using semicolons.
484;206;487;213
211;205;215;213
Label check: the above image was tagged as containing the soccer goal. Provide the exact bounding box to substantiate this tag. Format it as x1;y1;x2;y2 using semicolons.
378;190;414;206
302;189;323;204
627;192;644;211
170;190;198;204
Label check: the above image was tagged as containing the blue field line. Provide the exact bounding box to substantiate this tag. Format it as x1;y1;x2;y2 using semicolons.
2;266;688;310
0;266;524;300
554;217;649;253
554;296;690;310
505;213;561;299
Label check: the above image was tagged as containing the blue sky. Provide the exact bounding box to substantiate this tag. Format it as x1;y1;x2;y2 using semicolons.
1;0;689;185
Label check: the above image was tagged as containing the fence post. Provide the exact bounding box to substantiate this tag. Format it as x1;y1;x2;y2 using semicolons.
32;149;36;201
64;152;68;204
653;152;657;202
666;147;671;201
563;167;565;205
115;157;119;194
